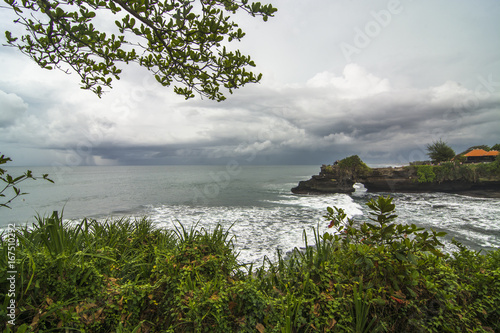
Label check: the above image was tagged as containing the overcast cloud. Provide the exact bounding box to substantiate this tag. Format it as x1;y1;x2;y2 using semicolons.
1;0;499;167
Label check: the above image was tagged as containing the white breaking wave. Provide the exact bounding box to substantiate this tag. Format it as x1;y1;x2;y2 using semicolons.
146;193;365;264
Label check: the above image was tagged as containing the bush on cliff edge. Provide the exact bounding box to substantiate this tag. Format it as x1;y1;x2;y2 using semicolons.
337;155;372;178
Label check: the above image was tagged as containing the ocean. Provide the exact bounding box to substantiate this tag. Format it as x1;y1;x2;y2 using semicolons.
2;165;499;264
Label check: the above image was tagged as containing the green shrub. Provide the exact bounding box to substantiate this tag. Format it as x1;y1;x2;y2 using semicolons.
415;165;436;183
338;155;372;177
410;160;499;184
322;164;335;174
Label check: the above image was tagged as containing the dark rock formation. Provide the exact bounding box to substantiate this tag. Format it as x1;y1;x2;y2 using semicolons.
291;164;500;198
291;164;355;194
292;175;355;194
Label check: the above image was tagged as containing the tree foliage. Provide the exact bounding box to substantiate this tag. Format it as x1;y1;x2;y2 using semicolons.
0;154;53;209
337;155;371;177
415;165;436;183
426;140;455;163
3;0;277;101
460;145;491;155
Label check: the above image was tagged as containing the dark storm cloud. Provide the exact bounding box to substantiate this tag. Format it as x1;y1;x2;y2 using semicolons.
1;0;499;166
2;63;498;167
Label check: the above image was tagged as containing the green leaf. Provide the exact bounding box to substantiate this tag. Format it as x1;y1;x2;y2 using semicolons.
407;252;418;265
5;30;18;43
407;287;417;298
395;252;407;262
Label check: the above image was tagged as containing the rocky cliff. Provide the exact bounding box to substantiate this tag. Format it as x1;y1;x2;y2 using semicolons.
291;164;500;198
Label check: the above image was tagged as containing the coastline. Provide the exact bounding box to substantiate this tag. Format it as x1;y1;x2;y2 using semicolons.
291;158;500;199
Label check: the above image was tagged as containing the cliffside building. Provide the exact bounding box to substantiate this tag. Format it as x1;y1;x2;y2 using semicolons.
464;149;499;163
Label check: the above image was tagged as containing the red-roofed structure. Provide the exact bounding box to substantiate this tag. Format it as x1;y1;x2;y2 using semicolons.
464;149;499;162
464;149;489;157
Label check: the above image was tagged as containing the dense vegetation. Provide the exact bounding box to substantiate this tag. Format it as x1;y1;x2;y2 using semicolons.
2;196;499;332
323;155;372;177
337;155;372;176
408;155;500;183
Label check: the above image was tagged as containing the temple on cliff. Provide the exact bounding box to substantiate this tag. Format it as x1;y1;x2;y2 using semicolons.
464;149;499;163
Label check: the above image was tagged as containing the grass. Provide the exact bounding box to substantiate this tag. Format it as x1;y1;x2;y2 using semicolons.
1;199;499;332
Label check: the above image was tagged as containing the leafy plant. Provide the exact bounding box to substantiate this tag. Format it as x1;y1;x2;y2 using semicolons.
0;154;53;208
415;165;436;183
324;196;446;257
352;280;381;333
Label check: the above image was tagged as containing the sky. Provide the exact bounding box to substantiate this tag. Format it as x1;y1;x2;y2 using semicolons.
1;0;499;167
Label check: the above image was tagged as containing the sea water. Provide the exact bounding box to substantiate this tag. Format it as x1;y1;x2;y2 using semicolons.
2;165;499;264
